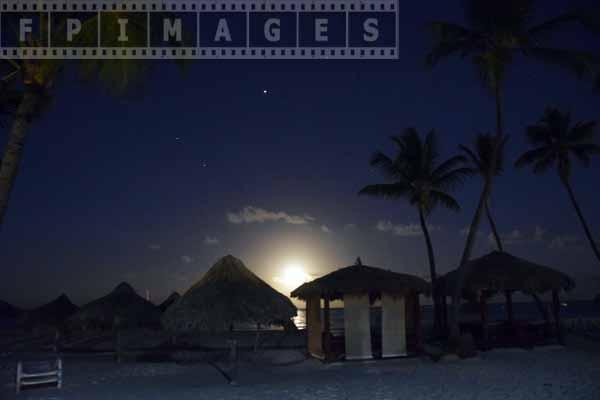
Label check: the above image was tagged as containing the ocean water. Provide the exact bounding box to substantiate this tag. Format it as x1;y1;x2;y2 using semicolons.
292;300;600;332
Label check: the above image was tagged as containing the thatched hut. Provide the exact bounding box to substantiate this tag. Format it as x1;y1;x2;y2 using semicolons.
437;251;575;348
68;283;162;331
158;292;180;313
19;294;79;330
291;258;430;361
162;255;296;332
0;300;22;320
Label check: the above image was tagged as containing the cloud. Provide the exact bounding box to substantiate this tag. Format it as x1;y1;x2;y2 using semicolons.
460;226;483;237
204;236;220;246
549;235;584;249
180;255;194;264
227;206;315;225
321;225;331;233
344;224;357;231
533;226;546;242
376;220;440;237
488;226;546;246
148;244;161;250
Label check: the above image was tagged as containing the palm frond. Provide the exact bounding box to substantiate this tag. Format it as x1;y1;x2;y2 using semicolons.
426;22;475;67
528;12;592;37
532;153;557;175
515;147;550;168
429;190;461;213
432;155;470;178
571;143;600;167
459;144;482;170
433;167;475;192
526;124;552;146
523;47;600;85
369;151;402;180
569;120;598;143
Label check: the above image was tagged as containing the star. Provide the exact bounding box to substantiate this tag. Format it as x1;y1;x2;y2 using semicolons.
262;89;268;95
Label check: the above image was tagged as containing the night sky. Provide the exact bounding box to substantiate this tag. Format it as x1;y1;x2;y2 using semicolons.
1;0;599;308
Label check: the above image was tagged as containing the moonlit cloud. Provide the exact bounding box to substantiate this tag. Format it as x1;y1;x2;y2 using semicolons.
344;224;357;231
321;225;331;233
488;226;547;246
460;226;482;237
204;236;220;246
227;206;315;225
180;255;194;264
376;220;440;237
549;235;584;249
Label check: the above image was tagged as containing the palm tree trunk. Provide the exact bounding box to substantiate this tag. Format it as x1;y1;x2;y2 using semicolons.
448;82;504;345
0;87;39;228
562;178;600;262
419;205;440;336
486;199;503;252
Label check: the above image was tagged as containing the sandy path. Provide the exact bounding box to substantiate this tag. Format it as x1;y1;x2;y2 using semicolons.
1;341;599;400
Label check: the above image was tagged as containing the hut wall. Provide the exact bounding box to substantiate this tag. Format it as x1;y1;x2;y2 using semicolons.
381;294;407;358
306;295;324;359
343;293;373;360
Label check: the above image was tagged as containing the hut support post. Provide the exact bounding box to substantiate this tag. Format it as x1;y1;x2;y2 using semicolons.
505;290;514;329
228;339;238;385
552;290;564;345
414;294;423;353
441;295;448;335
480;291;489;350
323;297;332;360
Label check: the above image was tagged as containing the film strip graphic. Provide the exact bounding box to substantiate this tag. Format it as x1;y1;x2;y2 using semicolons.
0;1;399;59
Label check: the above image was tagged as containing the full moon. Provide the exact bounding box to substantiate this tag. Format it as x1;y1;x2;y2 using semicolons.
276;262;310;289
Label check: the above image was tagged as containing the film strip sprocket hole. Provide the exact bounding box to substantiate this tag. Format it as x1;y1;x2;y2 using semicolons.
0;0;399;59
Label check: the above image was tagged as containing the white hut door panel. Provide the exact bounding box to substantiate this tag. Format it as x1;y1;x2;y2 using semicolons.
382;294;407;358
343;293;373;360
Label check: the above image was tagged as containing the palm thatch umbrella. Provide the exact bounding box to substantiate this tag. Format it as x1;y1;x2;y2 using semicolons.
436;251;575;346
162;255;296;332
158;292;180;313
19;294;79;329
291;259;431;301
437;251;575;296
68;282;161;331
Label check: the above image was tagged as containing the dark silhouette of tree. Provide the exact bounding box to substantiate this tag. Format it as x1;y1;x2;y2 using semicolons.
359;129;472;334
460;134;508;251
516;107;600;263
426;0;600;344
0;13;152;228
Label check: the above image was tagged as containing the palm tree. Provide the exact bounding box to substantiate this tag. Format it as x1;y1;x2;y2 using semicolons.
516;107;600;262
459;134;508;251
0;12;152;228
461;134;552;322
359;129;472;333
427;0;600;342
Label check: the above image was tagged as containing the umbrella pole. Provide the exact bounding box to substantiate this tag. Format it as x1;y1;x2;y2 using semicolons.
227;338;238;385
254;324;261;353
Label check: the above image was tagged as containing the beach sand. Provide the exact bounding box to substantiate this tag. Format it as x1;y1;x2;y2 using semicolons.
1;335;599;400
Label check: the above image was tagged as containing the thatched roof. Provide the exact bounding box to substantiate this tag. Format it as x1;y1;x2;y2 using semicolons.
437;251;575;295
291;258;431;301
158;292;180;313
68;282;161;330
162;255;296;332
19;294;79;328
0;300;22;320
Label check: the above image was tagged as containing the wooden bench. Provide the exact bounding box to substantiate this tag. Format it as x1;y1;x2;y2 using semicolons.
16;358;62;393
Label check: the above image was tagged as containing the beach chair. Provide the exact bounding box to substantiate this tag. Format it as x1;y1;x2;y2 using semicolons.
15;358;62;393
